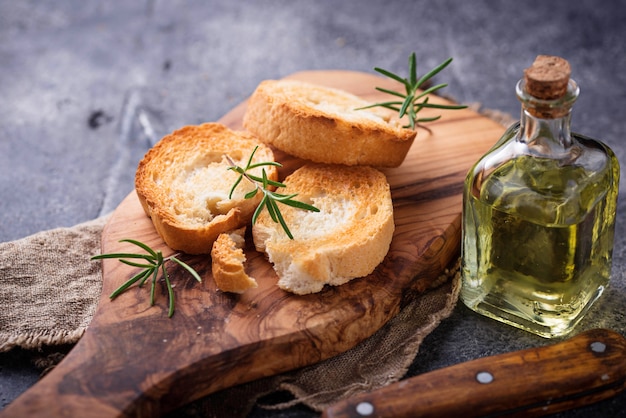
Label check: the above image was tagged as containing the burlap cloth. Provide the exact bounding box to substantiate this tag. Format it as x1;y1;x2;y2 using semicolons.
0;106;512;417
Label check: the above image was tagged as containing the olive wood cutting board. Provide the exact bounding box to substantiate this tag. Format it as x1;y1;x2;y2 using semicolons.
2;70;506;417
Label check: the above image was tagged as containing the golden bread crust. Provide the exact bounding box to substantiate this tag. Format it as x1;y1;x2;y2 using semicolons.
252;163;394;294
243;79;416;167
135;122;277;254
211;228;257;294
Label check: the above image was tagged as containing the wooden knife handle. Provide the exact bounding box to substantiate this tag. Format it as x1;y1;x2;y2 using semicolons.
322;328;626;418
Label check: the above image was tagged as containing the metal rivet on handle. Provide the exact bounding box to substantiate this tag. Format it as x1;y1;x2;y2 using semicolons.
476;371;494;384
590;341;607;353
356;401;374;416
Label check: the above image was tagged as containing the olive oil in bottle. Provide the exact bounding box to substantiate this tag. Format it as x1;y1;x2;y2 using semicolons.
460;56;620;338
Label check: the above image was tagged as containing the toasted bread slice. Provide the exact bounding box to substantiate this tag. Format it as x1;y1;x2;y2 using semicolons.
135;123;277;254
211;228;258;294
243;79;416;167
252;164;394;294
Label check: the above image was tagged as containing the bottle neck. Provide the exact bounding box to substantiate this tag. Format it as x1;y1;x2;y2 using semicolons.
519;107;573;148
516;79;579;150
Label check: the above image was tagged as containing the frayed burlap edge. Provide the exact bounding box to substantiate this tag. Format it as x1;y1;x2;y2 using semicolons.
0;215;109;353
1;329;86;355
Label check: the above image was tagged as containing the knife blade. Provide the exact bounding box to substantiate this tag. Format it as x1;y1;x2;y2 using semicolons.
322;328;626;418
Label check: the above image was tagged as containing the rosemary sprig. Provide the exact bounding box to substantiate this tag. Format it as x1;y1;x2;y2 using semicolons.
358;52;467;130
226;146;319;239
91;239;201;317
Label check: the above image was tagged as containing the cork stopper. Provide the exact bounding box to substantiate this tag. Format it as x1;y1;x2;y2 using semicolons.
523;55;571;100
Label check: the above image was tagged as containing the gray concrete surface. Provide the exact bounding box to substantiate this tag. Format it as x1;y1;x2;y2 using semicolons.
1;1;625;416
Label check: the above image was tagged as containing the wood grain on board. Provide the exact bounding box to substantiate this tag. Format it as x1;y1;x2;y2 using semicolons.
1;70;506;417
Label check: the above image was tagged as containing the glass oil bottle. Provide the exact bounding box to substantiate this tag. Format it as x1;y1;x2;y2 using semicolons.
460;56;620;338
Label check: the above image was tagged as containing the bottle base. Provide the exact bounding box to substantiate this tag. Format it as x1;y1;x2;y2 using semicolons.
461;285;606;339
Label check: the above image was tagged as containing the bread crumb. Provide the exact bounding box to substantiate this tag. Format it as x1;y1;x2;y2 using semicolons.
211;228;258;294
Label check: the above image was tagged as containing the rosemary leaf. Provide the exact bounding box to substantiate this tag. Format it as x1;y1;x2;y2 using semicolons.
244;174;285;188
119;259;157;269
140;266;158;287
399;95;413;119
110;268;154;299
227;147;319;239
265;194;279;223
269;192;299;202
228;175;244;199
279;198;319;212
417;102;468;110
162;263;175;318
416;116;443;123
415;83;450;99
373;67;407;85
409;52;417;86
374;87;406;98
363;52;467;130
120;238;159;258
92;239;203;318
150;264;158;306
170;257;202;283
268;198;293;239
247;161;282;170
416;57;453;88
252;195;267;226
244;188;259;200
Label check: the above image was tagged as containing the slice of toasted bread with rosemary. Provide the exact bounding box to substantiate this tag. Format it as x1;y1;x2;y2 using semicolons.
252;163;395;294
135;122;277;254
